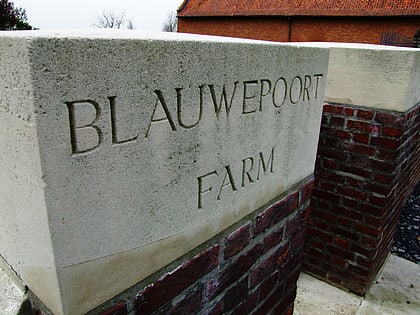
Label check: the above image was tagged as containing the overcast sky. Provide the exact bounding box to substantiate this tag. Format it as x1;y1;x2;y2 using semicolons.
13;0;184;31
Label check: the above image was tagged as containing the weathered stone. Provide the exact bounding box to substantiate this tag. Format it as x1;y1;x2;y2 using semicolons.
0;30;328;314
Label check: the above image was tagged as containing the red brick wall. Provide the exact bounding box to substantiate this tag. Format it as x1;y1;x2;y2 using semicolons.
32;177;314;314
178;16;419;45
178;17;290;42
303;103;420;295
291;17;419;44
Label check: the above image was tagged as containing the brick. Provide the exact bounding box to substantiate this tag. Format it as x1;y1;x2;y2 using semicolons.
344;143;376;156
207;243;262;300
335;237;349;249
271;285;296;315
259;271;280;300
344;107;355;116
319;180;335;191
310;208;337;223
326;245;354;261
311;218;328;230
299;178;315;205
376;148;398;161
368;195;387;207
254;192;298;234
168;288;202;315
285;211;306;238
350;244;377;259
375;112;403;126
370;136;401;149
337;186;367;200
312;188;340;204
307;227;333;242
347;119;381;134
338;217;353;228
254;282;285;315
323;104;343;114
250;245;288;288
369;158;396;172
223;277;249;312
356;109;374;120
359;203;385;217
204;301;223;315
354;223;383;237
329;225;360;242
338;164;371;179
322;158;337;169
323;135;343;148
290;230;307;254
332;256;347;267
342;196;359;209
345;177;363;189
383;126;402;137
263;226;284;252
135;245;219;314
330;116;345;127
334;129;351;139
336;206;363;220
309;239;325;250
224;222;251;259
231;290;259;315
365;182;391;196
100;301;127;315
373;173;394;185
353;133;369;143
334;207;363;221
317;147;347;161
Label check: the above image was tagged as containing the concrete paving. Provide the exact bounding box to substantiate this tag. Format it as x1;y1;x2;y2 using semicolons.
295;254;420;315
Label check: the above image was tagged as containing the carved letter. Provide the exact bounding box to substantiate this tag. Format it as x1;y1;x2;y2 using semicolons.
197;171;218;209
209;82;238;119
145;90;177;138
109;96;139;145
217;165;237;200
65;100;103;155
242;80;259;114
303;75;312;101
176;86;203;129
290;76;303;104
259;79;272;111
257;147;275;180
272;77;287;108
241;157;255;187
313;74;323;99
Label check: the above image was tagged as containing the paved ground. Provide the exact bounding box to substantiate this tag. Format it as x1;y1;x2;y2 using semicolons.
391;182;420;264
295;255;420;315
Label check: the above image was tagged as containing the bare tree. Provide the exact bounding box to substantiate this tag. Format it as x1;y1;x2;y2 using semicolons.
94;9;134;29
162;11;177;32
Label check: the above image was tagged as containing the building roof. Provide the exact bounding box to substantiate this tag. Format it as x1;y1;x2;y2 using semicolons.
178;0;420;17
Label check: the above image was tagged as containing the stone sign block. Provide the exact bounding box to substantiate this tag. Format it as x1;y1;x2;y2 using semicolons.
0;30;329;315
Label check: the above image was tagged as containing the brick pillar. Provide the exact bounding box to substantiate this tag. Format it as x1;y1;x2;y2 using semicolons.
304;102;419;295
302;44;420;295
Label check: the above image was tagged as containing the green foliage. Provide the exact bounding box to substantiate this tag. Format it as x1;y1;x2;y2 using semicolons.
0;0;32;30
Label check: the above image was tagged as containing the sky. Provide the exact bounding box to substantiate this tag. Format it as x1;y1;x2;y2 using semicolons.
13;0;184;31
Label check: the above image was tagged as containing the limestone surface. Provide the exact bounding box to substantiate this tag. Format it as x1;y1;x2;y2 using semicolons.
0;30;329;315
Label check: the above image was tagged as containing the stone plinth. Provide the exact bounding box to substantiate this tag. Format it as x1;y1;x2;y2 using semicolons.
0;30;329;314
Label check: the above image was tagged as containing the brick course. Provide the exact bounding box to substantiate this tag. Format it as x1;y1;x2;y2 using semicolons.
303;102;420;295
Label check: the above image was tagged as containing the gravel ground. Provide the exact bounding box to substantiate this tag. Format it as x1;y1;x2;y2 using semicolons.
391;181;420;264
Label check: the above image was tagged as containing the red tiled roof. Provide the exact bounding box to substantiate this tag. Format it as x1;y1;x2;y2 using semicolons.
178;0;420;17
